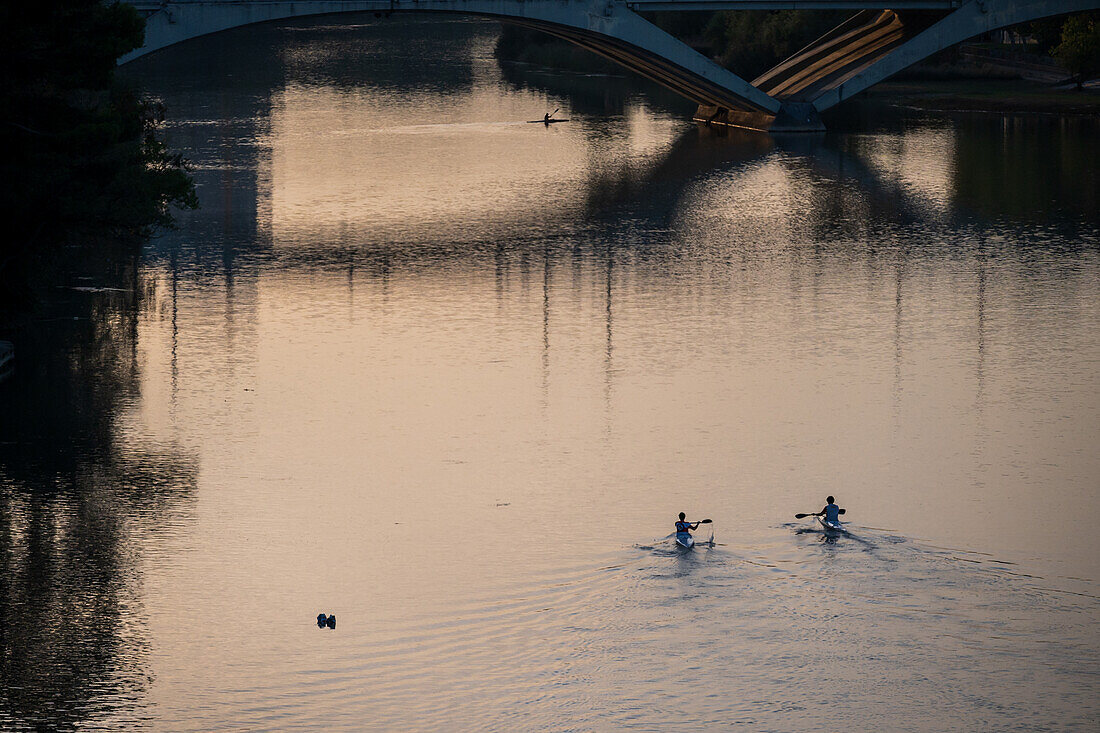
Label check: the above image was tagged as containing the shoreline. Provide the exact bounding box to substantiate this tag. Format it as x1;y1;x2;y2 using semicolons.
856;78;1100;116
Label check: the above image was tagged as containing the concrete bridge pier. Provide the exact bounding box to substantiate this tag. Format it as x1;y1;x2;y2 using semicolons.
696;101;825;132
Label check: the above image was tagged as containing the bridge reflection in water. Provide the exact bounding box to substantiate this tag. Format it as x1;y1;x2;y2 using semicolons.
124;0;1099;130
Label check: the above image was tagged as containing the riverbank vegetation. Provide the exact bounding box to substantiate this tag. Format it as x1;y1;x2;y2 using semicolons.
493;24;625;75
0;1;196;320
700;10;847;79
1052;13;1100;88
493;12;848;78
865;78;1100;114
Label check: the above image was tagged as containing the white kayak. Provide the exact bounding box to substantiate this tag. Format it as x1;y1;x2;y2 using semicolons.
817;516;844;533
675;533;695;549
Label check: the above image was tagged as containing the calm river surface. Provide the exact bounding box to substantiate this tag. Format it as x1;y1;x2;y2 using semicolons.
2;15;1099;732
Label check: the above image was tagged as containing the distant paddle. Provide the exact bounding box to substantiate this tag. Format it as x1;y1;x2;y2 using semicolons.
794;510;845;519
528;108;569;124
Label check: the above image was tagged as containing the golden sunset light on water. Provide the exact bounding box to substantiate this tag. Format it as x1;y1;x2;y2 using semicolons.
3;8;1099;732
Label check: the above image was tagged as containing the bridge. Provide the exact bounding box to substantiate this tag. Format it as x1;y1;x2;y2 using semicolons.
122;0;1096;130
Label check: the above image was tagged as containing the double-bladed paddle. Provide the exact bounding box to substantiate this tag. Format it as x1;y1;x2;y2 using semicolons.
794;509;845;519
665;519;711;538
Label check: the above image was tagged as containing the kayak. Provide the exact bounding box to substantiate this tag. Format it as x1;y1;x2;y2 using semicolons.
675;533;694;549
527;119;570;124
817;516;844;533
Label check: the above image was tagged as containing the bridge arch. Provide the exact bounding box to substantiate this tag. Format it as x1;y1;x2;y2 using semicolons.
124;1;1100;131
122;0;780;116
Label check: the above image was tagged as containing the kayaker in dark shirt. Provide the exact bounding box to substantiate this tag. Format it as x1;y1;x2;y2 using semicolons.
814;496;844;523
675;511;700;536
543;112;552;123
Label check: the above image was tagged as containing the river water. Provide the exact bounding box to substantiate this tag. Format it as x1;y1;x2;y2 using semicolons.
2;15;1099;732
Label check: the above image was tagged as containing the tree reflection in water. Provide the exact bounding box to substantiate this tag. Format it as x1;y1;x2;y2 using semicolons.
0;240;197;730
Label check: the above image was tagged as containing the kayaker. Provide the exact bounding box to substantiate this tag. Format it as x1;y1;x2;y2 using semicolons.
543;112;552;123
675;512;700;539
814;496;844;524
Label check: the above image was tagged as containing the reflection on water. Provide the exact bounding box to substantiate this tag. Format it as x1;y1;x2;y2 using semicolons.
2;14;1098;731
0;243;198;730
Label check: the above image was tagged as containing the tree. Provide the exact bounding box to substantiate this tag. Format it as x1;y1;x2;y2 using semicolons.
1025;18;1065;55
1053;13;1100;90
0;1;196;313
704;11;846;79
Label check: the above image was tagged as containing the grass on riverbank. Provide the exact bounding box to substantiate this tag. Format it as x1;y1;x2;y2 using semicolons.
866;78;1100;114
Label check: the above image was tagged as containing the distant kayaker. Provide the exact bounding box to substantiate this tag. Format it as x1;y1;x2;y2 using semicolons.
675;512;700;539
543;112;552;123
814;496;844;524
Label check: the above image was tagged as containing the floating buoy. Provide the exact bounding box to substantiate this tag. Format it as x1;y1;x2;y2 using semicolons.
316;613;327;627
326;614;336;629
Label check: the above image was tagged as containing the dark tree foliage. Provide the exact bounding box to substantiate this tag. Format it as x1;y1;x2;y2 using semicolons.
1053;13;1100;89
1026;18;1067;55
495;11;847;84
704;10;848;80
493;24;624;74
0;1;197;313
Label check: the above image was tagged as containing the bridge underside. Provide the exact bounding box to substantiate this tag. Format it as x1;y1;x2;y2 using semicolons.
697;7;928;129
503;17;776;115
124;0;782;119
125;0;1100;132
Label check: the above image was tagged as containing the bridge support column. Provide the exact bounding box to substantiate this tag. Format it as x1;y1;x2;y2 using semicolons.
694;101;824;132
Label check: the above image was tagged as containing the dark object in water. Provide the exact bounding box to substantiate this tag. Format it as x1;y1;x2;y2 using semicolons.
317;613;327;628
326;614;336;629
527;119;569;124
317;612;336;629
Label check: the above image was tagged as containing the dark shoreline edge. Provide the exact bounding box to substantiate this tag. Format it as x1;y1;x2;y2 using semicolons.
868;79;1100;116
